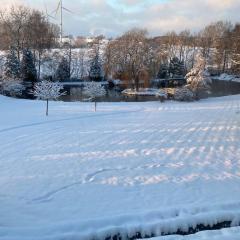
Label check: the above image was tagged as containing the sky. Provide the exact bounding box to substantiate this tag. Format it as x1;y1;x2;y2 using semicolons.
1;0;240;37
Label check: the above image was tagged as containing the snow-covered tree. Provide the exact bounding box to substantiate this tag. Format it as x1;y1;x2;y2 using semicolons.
20;48;37;83
33;80;65;116
3;47;20;80
89;46;103;81
1;48;24;97
55;56;70;81
186;53;212;99
169;57;185;78
83;82;106;111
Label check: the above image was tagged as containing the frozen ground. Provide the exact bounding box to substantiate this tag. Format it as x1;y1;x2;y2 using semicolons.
0;95;240;239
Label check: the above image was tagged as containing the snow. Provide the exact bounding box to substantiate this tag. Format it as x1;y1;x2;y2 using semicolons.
33;81;65;100
59;81;109;86
186;53;212;93
111;79;123;85
83;82;106;99
150;226;240;240
122;88;160;96
213;73;240;83
0;94;240;239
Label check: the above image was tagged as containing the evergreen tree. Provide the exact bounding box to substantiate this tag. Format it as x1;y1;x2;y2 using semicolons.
157;63;169;79
55;57;70;81
3;47;20;80
20;48;37;82
169;57;185;78
89;50;103;82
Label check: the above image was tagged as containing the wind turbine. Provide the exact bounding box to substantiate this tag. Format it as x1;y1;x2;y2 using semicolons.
43;1;56;22
52;0;74;44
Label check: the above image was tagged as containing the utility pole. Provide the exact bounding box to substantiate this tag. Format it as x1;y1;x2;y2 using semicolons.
60;0;63;44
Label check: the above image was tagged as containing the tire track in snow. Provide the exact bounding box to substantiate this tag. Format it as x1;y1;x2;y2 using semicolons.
28;103;229;203
29;162;185;203
0;107;144;166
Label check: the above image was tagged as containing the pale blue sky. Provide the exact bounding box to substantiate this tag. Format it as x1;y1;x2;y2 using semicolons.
1;0;240;37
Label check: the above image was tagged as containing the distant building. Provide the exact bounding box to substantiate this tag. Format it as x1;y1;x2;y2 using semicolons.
58;35;74;46
58;35;109;48
85;37;95;44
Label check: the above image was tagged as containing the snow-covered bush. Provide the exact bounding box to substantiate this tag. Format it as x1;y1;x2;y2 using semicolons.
156;89;168;102
174;87;194;101
2;79;25;97
186;53;212;99
1;48;25;97
83;82;106;111
33;80;65;116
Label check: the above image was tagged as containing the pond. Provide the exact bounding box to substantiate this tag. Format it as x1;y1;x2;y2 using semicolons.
60;79;240;102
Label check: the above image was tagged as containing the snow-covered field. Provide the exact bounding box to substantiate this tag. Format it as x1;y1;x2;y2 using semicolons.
0;95;240;240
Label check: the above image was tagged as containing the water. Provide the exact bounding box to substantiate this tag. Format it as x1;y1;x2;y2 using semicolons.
209;79;240;97
61;88;158;102
60;80;240;102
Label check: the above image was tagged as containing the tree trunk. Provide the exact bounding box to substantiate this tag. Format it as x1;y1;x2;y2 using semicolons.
38;52;41;80
94;101;97;112
135;75;139;92
46;99;49;116
222;50;227;73
69;46;72;79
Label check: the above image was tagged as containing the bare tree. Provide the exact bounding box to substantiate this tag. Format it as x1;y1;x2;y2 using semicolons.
25;10;59;79
71;49;87;79
105;28;150;91
0;6;29;58
231;24;240;73
0;5;59;79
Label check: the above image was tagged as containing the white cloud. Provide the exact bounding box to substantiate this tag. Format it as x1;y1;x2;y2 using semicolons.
139;0;240;35
0;0;24;8
0;0;239;36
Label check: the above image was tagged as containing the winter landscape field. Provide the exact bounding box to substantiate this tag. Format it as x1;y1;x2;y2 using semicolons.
1;94;240;239
1;0;240;239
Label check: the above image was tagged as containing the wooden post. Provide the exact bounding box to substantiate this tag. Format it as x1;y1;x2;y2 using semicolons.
46;99;49;116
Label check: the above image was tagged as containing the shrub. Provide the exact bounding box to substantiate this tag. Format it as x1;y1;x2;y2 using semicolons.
156;89;168;102
174;87;194;101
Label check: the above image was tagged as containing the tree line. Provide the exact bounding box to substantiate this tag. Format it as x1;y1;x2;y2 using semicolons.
104;21;240;90
0;5;59;79
0;5;240;91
